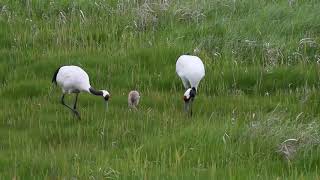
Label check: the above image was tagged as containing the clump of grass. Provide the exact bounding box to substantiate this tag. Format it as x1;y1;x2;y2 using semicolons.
278;138;299;160
174;3;206;24
297;37;319;63
134;2;160;32
245;110;320;161
263;43;283;71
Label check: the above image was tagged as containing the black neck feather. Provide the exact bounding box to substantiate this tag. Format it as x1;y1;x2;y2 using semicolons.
190;87;197;98
89;87;103;96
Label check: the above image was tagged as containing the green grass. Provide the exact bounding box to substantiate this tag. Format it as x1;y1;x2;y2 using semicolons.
0;0;320;179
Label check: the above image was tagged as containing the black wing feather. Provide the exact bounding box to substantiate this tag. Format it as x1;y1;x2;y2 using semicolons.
52;66;62;85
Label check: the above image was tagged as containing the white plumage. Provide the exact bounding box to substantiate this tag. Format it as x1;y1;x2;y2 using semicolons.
55;66;89;93
176;55;205;90
176;55;205;115
52;65;110;119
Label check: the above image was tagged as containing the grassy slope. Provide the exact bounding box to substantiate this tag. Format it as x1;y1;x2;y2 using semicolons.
0;0;320;179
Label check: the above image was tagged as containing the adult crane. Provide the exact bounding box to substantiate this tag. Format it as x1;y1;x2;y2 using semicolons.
176;55;205;116
52;65;110;119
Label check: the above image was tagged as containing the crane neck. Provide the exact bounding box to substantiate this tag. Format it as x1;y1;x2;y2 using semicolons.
89;87;103;96
190;87;197;98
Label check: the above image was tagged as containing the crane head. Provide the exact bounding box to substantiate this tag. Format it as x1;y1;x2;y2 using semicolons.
183;87;196;115
101;90;110;110
102;90;110;101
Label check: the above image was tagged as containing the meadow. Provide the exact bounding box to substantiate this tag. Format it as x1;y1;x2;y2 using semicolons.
0;0;320;179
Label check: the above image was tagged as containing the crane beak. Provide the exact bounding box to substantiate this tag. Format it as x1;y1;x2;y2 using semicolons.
105;100;109;111
184;101;190;112
183;95;191;112
104;94;110;111
184;101;194;117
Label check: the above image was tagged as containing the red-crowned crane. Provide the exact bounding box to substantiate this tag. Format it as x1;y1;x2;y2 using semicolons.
52;65;110;119
176;54;205;116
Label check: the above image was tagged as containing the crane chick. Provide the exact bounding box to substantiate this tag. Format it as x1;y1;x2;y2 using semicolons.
128;90;140;110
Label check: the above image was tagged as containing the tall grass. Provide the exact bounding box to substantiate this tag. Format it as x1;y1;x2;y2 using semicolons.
0;0;319;179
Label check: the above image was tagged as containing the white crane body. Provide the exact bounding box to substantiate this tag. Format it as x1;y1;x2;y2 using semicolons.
56;66;91;94
176;55;205;90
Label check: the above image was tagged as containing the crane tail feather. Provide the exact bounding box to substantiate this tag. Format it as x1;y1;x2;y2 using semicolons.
52;66;62;85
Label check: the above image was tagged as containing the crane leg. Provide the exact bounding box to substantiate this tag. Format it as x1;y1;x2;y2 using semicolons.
73;93;79;110
61;94;81;120
72;93;81;119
